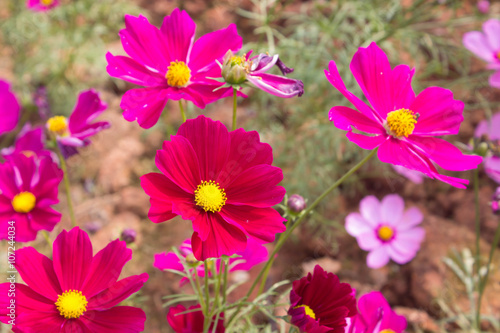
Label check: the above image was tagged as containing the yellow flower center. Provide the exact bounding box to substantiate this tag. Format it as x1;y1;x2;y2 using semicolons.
20;150;36;158
12;192;36;213
377;225;394;241
230;56;245;66
47;116;69;136
380;330;396;333
294;305;316;319
166;61;191;87
385;108;418;138
41;0;54;5
194;180;227;213
55;290;88;319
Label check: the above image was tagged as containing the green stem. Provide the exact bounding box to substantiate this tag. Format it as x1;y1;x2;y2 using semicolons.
222;259;228;306
55;145;76;227
232;88;238;131
194;272;206;316
42;231;52;249
179;100;187;122
474;168;481;279
226;148;378;326
203;261;211;333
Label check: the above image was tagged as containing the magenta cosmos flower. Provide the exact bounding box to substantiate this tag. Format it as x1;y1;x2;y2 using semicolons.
221;50;304;97
346;291;407;333
141;115;286;260
167;304;225;333
1;123;54;161
0;80;20;136
463;19;500;88
326;42;482;188
46;89;109;158
106;8;243;129
475;112;500;184
0;154;62;242
154;237;268;285
288;265;357;333
27;0;59;11
346;194;425;269
0;227;148;332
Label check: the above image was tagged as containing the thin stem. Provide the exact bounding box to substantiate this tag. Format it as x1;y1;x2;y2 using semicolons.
232;88;238;131
474;169;481;276
222;259;228;306
42;231;52;249
179;100;187;122
203;261;211;333
55;144;76;227
194;272;206;316
213;260;223;309
227;148;378;326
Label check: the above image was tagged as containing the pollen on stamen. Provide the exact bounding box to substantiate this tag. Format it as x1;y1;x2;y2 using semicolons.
55;290;88;319
166;61;191;87
12;192;36;213
47;116;69;136
385;108;418;138
377;225;394;242
294;304;316;320
194;180;227;213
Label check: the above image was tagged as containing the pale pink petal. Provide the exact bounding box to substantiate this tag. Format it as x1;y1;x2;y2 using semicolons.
367;246;390;269
345;212;373;237
359;196;381;225
485;157;500;184
246;73;304;98
463;31;496;62
399;207;423;230
489;70;500;89
387;244;416;264
380;194;405;225
475;112;500;140
392;165;425;184
357;231;382;251
483;19;500;51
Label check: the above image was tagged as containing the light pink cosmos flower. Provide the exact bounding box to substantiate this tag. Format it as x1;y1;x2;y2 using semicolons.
154;237;269;285
0;80;20;136
346;291;407;333
46;89;109;159
345;194;425;269
0;154;63;242
0;227;148;332
475;112;500;184
1;123;54;161
26;0;59;12
326;42;482;188
463;19;500;88
106;8;243;129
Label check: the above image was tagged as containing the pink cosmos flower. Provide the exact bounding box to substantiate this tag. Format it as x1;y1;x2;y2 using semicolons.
167;304;225;333
0;154;63;242
345;194;425;269
0;227;148;332
27;0;59;12
346;291;407;333
221;50;304;97
0;80;20;136
141;115;286;260
46;89;109;159
106;8;243;129
475;112;500;184
326;42;482;189
463;19;500;88
1;123;54;161
288;265;357;333
154;237;269;285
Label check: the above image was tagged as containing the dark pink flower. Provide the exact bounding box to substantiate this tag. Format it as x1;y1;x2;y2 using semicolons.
463;19;500;88
46;90;109;158
326;42;482;188
167;304;225;333
0;80;20;136
154;237;268;285
346;291;407;333
0;227;148;332
106;8;243;129
475;112;500;184
288;265;357;333
26;0;59;11
1;123;54;161
0;154;62;242
141;115;286;260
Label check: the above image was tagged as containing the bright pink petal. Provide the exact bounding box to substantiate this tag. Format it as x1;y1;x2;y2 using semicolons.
489;70;500;89
106;53;165;87
141;173;192;205
463;31;496;62
345;212;372;237
68;90;108;138
359;196;381;225
2;213;38;242
411;87;465;136
53;227;93;291
12;310;64;332
350;42;415;118
246;73;304;98
160;8;195;64
225;165;285;207
29;207;61;232
88;273;148;310
154;252;184;271
191;213;247;260
120;87;168;129
328;106;384;134
380;194;405;225
399;207;423;230
13;247;61;300
367;246;390;269
0;80;20;136
483;19;500;51
81;306;146;333
0;283;54;324
357;231;382;251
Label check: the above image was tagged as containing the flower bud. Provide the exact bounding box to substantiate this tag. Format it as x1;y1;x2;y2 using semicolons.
221;50;248;85
84;221;101;235
492;187;500;215
287;194;306;213
120;228;137;244
478;0;490;14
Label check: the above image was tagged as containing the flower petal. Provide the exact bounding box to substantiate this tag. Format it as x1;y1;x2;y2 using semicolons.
345;213;373;237
357;231;382;251
81;306;146;333
140;173;192;206
483;19;500;52
359;196;381;225
489;70;500;89
88;273;148;310
346;131;388;150
154;252;184;271
463;31;496;63
485;156;500;184
329;106;384;134
366;246;390;269
120;87;168;129
160;8;196;64
0;80;20;136
380;194;405;225
106;53;165;87
246;73;304;98
399;207;423;230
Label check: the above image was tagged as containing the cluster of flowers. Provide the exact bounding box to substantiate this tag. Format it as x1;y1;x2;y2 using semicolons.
2;1;499;332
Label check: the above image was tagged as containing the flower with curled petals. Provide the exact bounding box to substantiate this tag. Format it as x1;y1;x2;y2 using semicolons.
1;123;54;161
106;8;244;129
345;194;425;269
326;42;482;188
141;115;286;260
288;265;357;333
0;227;148;332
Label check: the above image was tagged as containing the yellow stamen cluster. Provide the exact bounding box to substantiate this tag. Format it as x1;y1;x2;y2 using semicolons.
294;304;316;320
47;116;69;136
166;61;191;87
55;290;88;319
194;180;227;213
11;192;36;213
377;225;394;241
385;108;417;138
41;0;54;5
380;330;397;333
230;55;245;67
